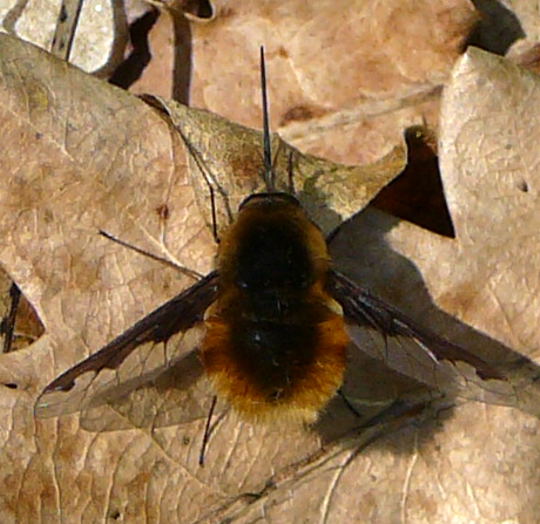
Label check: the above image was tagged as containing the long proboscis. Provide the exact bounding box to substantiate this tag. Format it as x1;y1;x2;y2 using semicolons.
260;46;275;192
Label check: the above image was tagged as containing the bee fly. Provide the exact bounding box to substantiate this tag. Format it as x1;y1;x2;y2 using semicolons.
36;48;517;458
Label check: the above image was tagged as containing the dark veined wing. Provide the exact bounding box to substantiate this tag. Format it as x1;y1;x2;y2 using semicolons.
35;272;220;428
328;269;540;415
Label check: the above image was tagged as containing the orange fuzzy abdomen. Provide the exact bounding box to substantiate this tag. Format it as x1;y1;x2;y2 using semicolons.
201;301;349;424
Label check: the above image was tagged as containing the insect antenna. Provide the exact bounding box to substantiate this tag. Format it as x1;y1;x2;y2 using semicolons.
260;46;275;193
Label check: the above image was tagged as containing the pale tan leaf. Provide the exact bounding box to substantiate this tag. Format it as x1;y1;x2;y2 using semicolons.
325;47;540;522
0;33;403;522
2;29;540;524
152;96;407;235
187;0;478;164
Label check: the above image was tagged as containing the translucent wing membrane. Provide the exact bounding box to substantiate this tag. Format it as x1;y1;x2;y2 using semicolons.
329;270;540;415
78;351;222;432
35;272;219;427
35;264;540;433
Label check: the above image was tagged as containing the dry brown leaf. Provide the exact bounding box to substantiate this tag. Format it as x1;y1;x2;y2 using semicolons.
3;0;121;74
4;1;477;167
197;44;540;524
126;7;177;98
322;47;540;522
0;33;217;522
150;96;406;235
0;272;44;354
187;0;478;165
0;32;408;522
506;0;540;44
2;28;539;522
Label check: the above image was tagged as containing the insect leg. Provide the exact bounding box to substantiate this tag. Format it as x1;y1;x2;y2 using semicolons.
176;127;233;239
337;388;363;418
199;395;218;466
98;230;203;280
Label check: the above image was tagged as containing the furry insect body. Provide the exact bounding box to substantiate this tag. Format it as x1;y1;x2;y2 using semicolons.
201;193;349;423
35;47;518;442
